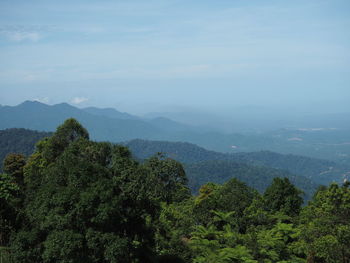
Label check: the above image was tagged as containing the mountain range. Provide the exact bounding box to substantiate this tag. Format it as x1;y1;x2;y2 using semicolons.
125;139;350;186
1;101;349;163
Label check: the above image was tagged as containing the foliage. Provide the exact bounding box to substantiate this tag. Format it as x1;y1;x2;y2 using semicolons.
126;139;349;185
7;119;189;262
264;177;304;217
144;154;191;203
0;173;20;247
185;160;317;201
297;183;350;262
1;127;340;200
1;119;350;262
0;128;50;171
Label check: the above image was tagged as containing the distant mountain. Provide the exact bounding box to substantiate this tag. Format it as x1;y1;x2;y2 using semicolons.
145;117;196;132
82;107;197;133
145;108;350;132
0;101;205;143
82;107;139;120
125;139;350;185
0;101;167;141
1;101;349;163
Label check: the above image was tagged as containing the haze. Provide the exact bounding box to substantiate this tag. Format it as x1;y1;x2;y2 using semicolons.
0;0;349;118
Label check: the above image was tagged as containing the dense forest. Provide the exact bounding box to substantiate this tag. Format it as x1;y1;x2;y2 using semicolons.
184;160;318;200
0;128;51;171
0;128;326;199
1;119;350;262
126;139;350;185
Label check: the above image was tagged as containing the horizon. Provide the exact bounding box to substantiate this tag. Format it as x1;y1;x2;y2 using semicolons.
2;100;350;134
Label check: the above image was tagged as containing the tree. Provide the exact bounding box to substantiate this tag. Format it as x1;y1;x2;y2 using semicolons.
3;153;26;187
264;177;303;217
155;200;195;262
1;154;25;247
189;223;256;263
144;154;190;203
9;119;168;262
0;173;20;246
194;178;257;231
297;183;350;263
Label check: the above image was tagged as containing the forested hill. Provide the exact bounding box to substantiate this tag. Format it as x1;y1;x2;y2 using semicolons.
0;128;51;170
3;119;349;262
126;139;350;185
0;127;320;198
185;160;318;200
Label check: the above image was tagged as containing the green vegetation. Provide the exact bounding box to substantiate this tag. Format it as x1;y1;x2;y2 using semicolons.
0;129;322;199
126;139;350;185
0;128;51;171
184;160;318;200
1;119;350;262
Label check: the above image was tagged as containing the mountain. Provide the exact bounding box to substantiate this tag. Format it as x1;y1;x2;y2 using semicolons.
145;117;197;132
0;101;165;141
145;108;350;132
1;101;349;163
82;107;139;120
0;101;203;142
125;139;350;185
83;107;194;132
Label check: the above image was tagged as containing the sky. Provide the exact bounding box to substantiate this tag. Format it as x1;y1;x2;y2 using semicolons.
0;0;349;116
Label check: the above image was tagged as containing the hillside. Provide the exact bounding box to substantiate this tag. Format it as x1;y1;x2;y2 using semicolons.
184;160;317;200
0;127;320;198
0;128;51;170
126;139;350;185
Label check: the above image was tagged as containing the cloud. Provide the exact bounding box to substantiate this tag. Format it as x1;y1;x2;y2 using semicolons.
7;31;41;42
0;25;45;42
71;97;89;104
33;97;50;104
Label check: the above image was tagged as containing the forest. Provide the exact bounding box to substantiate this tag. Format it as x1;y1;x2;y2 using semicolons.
2;128;348;201
0;128;51;171
1;119;350;263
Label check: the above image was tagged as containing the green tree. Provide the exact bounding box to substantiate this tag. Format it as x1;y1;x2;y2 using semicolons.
297;183;350;263
144;154;190;203
9;119;168;262
1;154;25;247
189;223;256;263
194;178;257;232
264;177;303;217
155;199;195;261
3;153;26;187
0;173;20;246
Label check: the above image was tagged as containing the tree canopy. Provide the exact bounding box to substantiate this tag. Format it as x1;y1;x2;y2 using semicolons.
1;119;349;263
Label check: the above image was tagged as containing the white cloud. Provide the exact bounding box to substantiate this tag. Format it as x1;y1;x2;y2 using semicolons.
33;97;50;104
6;31;41;42
71;97;89;104
0;25;44;42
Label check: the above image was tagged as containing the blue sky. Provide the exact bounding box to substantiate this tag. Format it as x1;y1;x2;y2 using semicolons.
0;0;349;115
